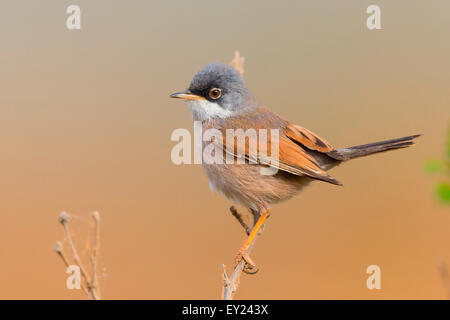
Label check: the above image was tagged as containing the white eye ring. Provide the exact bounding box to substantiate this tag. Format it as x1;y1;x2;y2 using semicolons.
209;88;222;99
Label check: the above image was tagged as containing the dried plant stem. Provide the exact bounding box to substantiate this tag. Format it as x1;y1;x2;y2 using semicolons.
54;241;89;296
55;211;101;300
222;207;262;300
230;50;245;76
90;211;101;297
222;51;261;300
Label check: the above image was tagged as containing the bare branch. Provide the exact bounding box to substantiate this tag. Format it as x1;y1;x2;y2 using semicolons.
221;264;230;298
230;50;245;76
222;207;261;300
222;51;263;300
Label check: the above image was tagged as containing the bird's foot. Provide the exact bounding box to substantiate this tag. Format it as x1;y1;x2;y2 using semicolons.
234;247;259;274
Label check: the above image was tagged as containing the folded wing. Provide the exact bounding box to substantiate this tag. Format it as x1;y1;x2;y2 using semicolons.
211;108;342;185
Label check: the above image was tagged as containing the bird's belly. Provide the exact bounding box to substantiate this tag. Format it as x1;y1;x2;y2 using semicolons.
202;162;311;211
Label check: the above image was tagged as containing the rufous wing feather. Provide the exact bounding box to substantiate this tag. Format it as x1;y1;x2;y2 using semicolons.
213;124;342;186
285;123;334;153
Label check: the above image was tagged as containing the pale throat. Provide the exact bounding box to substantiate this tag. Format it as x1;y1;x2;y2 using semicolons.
187;99;234;121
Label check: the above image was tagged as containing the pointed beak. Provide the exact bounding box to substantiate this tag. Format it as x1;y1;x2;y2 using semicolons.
169;90;205;101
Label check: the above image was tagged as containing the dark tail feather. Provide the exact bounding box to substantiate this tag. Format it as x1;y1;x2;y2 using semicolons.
326;134;421;161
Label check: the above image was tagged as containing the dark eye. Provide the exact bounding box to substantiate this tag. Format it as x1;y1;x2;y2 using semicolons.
209;88;222;99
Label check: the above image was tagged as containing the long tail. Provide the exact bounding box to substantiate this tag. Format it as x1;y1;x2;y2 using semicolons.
326;134;421;161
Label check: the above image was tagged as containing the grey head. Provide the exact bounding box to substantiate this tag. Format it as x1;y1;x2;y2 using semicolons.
170;62;257;121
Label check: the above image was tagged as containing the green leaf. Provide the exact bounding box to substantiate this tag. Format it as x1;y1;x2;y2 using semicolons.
423;159;445;174
435;182;450;204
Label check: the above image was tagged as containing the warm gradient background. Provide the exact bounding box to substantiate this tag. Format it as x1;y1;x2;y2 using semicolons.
0;0;449;299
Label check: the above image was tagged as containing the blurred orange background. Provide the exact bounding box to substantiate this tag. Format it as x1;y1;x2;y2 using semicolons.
0;0;449;299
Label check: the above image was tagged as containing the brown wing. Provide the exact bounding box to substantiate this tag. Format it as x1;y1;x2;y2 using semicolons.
285;123;334;153
210;108;341;185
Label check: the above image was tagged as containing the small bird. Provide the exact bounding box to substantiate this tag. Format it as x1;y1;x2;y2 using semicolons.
170;59;420;271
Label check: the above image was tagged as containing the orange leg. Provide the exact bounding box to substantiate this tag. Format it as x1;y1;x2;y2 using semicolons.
234;210;270;268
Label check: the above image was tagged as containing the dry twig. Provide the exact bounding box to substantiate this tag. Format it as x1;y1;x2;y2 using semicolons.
230;50;245;76
222;206;263;300
222;52;266;300
54;211;101;300
90;211;101;297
